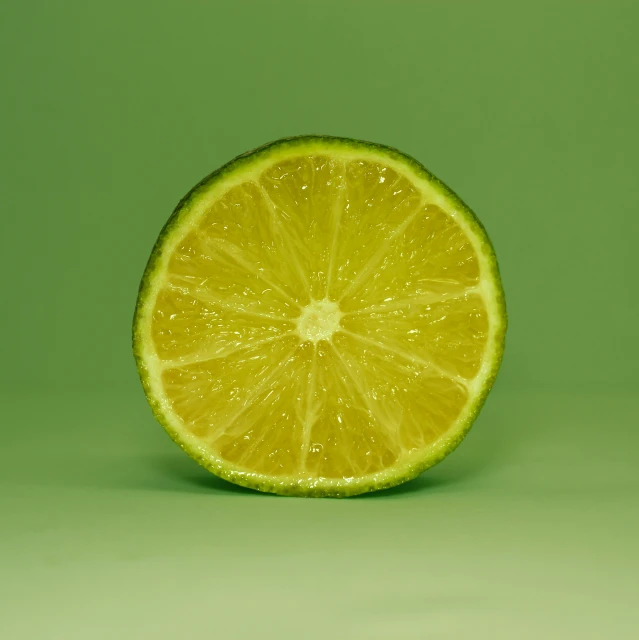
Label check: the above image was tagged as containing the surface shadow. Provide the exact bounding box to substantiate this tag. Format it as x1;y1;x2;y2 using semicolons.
145;454;269;496
352;471;465;498
148;455;468;498
29;392;515;498
152;451;492;499
29;438;507;498
27;448;497;498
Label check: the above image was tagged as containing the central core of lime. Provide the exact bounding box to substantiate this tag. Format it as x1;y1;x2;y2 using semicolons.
296;299;342;343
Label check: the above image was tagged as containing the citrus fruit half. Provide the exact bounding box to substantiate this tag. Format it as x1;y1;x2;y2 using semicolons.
133;136;507;497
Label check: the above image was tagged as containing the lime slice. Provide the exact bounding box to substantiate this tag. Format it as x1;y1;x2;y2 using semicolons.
133;136;507;497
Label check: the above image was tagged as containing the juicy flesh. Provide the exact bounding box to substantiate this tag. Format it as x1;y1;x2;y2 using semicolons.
151;156;489;479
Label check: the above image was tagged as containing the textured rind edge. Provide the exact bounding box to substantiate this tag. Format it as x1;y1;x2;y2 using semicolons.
132;135;508;498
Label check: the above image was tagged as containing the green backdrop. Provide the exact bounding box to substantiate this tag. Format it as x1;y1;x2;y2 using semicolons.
2;1;637;638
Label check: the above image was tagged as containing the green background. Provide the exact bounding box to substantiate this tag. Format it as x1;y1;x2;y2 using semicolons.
2;1;637;637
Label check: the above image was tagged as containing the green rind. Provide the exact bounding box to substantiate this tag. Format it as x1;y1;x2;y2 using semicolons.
132;135;508;498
